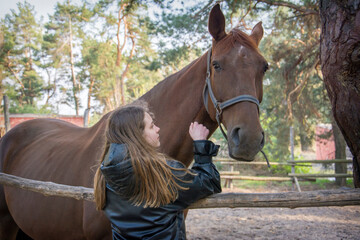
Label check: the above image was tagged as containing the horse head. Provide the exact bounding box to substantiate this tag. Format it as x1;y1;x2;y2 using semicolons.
204;4;268;161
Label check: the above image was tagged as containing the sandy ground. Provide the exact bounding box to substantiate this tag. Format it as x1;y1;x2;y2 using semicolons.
185;188;360;240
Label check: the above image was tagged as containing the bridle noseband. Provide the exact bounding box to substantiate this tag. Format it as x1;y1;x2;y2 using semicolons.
202;48;270;167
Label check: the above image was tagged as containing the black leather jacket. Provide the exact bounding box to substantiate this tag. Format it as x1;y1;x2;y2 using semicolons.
100;140;221;240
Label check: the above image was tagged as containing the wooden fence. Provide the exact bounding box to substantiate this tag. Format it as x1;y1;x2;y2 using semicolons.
1;172;360;209
215;158;353;191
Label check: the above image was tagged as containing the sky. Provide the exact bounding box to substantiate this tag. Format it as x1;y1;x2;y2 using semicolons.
0;0;83;21
0;0;184;20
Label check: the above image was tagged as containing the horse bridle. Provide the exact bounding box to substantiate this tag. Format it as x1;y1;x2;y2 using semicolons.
202;48;270;167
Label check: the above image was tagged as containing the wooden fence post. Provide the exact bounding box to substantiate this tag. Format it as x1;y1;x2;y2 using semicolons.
83;108;90;127
290;126;301;192
3;95;10;132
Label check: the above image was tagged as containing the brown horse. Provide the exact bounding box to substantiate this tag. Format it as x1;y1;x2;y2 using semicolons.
0;4;267;240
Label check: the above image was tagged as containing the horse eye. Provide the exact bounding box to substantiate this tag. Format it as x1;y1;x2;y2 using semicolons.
264;63;269;73
212;61;222;72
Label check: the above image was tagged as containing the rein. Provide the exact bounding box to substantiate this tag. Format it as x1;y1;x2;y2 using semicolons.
202;48;270;167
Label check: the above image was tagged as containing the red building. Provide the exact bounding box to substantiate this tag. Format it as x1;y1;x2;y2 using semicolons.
315;124;335;160
0;114;84;137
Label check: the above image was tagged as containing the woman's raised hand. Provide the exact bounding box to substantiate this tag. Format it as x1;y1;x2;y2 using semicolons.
189;122;209;141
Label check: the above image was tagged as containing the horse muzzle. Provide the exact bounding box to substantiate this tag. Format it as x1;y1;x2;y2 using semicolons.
228;127;265;161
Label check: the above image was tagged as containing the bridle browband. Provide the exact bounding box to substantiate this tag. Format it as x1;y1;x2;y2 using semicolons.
202;47;270;167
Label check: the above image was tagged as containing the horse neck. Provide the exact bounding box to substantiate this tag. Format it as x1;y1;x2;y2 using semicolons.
85;112;111;147
141;52;218;165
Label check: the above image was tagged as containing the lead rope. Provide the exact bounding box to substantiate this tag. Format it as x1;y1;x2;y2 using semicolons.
261;150;271;168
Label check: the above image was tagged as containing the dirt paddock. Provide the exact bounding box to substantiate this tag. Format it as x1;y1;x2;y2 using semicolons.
185;188;360;240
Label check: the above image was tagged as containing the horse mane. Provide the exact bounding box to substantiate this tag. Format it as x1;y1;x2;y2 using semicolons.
215;28;260;54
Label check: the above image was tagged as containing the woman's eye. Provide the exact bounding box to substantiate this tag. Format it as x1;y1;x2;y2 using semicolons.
212;61;222;71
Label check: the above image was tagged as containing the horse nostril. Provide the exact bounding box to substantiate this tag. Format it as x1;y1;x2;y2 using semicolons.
230;127;241;146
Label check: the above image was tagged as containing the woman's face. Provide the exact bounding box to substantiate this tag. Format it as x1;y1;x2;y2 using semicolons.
143;112;160;147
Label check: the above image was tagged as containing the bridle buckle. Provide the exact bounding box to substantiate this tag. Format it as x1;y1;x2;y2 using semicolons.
215;102;222;115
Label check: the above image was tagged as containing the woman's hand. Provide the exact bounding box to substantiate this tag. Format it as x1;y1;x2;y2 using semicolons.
189;122;209;141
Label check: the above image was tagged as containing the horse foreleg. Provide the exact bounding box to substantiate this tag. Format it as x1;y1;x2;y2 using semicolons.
83;202;112;240
16;229;33;240
0;186;19;240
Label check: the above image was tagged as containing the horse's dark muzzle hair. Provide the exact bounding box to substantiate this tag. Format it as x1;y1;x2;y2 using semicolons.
228;128;265;162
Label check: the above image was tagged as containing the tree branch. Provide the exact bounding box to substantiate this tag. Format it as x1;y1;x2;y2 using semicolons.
116;4;127;67
1;173;360;209
287;57;320;121
256;0;318;15
7;66;25;90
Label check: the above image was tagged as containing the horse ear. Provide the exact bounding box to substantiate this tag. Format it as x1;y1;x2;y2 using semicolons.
208;4;226;41
250;22;264;46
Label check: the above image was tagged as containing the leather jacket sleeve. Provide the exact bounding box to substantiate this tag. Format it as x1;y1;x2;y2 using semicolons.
173;140;222;208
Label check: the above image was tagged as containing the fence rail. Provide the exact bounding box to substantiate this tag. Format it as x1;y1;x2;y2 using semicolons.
216;158;353;190
288;173;353;178
287;159;353;164
1;172;360;209
214;158;353;165
221;175;293;181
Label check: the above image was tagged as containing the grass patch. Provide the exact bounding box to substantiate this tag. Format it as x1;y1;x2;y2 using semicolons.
222;178;354;192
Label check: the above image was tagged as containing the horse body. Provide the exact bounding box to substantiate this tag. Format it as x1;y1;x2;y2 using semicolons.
0;118;111;239
0;5;267;239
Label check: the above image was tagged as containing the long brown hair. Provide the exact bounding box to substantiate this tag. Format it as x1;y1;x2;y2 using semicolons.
94;101;190;210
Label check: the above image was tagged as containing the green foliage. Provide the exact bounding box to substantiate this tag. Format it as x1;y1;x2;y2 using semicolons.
230;177;354;191
269;164;291;175
79;38;117;109
148;1;211;71
10;103;52;114
209;128;228;157
252;0;330;160
88;112;103;127
0;0;334;162
1;1;45;111
42;0;91;114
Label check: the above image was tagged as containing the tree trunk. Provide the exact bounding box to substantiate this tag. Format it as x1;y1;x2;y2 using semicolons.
85;74;94;126
119;35;136;105
115;4;127;107
69;14;79;115
320;0;360;187
332;117;347;186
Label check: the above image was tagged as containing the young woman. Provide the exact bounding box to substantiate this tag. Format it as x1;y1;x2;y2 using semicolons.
94;101;221;240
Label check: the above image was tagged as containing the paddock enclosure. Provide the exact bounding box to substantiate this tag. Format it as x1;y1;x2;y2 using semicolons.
1;4;359;240
1;173;360;240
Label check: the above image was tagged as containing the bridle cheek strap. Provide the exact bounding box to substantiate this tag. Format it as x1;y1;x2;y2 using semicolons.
202;48;270;167
202;48;260;140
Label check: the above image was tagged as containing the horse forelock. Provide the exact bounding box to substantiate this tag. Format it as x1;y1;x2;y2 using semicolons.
214;28;260;55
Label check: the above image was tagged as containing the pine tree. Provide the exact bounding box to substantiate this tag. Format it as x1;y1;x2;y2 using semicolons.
43;0;91;115
0;2;45;113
